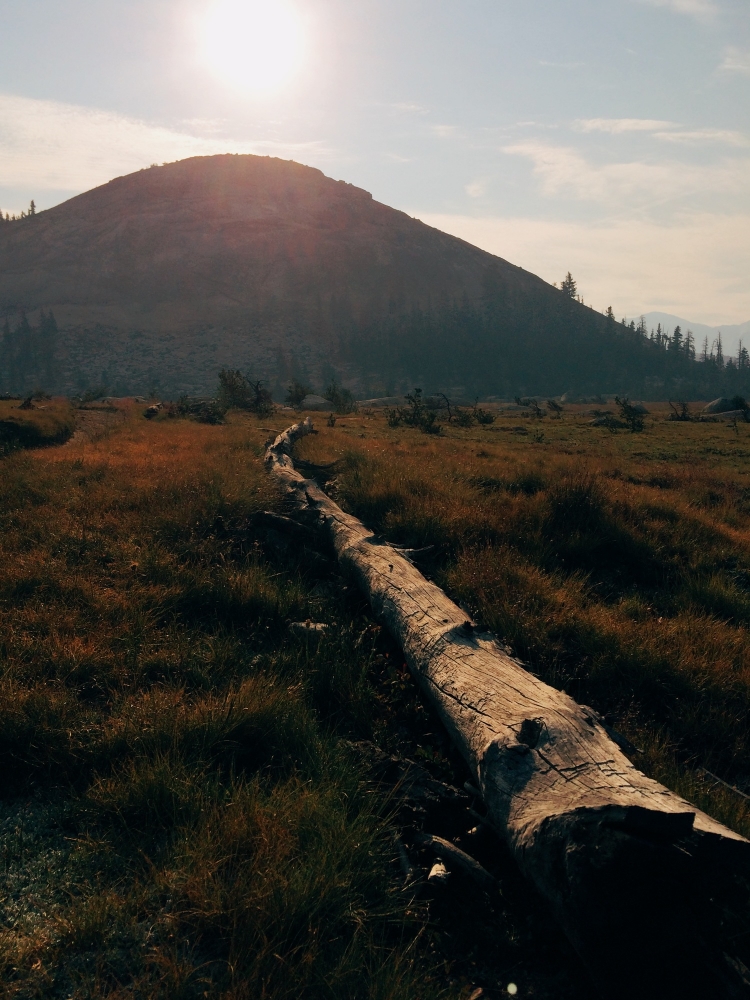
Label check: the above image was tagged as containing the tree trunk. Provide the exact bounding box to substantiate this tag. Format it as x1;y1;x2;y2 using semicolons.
266;418;750;999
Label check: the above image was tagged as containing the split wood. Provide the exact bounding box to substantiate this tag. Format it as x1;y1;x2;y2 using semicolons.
266;418;750;1000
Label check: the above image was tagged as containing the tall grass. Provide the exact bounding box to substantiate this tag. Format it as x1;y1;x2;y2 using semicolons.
0;399;75;452
302;406;750;838
0;412;451;1000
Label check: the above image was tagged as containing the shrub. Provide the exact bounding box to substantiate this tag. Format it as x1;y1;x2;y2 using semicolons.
615;395;645;432
172;396;226;424
286;379;311;408
385;389;442;434
473;403;496;425
218;369;274;417
323;379;358;414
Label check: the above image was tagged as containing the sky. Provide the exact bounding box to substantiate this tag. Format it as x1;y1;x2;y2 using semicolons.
1;0;748;326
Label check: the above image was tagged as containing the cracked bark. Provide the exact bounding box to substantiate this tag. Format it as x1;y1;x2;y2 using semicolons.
266;418;750;999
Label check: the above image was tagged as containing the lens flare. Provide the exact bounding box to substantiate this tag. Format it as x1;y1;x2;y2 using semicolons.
198;0;304;95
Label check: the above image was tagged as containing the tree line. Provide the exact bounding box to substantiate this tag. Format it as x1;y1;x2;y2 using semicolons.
0;200;37;223
0;310;59;395
337;270;750;401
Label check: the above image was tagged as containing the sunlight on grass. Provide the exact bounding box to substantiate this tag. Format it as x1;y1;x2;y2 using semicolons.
0;407;450;1000
302;405;750;837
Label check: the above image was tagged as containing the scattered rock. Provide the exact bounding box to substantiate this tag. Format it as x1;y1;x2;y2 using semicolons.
356;396;407;408
703;398;735;414
715;409;749;421
299;394;332;411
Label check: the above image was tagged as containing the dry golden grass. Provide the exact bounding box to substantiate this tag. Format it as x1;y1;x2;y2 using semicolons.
8;400;750;998
0;408;464;1000
0;399;75;452
300;404;750;837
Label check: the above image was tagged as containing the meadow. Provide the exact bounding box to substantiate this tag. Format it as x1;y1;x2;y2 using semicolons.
1;399;749;998
301;402;750;838
0;399;75;454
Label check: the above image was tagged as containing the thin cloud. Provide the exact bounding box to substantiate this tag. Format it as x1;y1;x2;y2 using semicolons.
654;128;750;147
502;140;750;209
465;181;486;198
633;0;718;21
0;93;329;193
414;211;750;325
391;102;429;114
538;60;584;69
575;118;675;133
431;124;459;139
575;118;749;147
719;47;750;76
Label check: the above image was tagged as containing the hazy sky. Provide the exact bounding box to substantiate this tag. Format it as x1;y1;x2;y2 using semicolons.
1;0;748;324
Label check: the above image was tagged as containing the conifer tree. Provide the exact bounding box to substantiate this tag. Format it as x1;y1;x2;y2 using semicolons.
685;329;695;361
739;340;750;372
560;272;577;299
0;318;9;393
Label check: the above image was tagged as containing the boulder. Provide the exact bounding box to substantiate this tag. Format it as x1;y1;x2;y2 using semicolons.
299;394;333;411
356;396;407;408
716;409;749;421
703;398;735;414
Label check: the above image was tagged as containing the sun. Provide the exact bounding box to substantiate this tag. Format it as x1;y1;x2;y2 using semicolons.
198;0;304;96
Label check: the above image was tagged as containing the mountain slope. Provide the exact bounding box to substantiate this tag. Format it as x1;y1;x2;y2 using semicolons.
0;154;720;399
0;155;537;394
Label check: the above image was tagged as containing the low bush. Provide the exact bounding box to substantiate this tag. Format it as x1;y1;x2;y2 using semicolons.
218;369;274;417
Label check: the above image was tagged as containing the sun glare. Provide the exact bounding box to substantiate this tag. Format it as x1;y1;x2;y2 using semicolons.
198;0;304;96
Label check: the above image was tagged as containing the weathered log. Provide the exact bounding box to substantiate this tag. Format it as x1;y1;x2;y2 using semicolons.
266;418;750;999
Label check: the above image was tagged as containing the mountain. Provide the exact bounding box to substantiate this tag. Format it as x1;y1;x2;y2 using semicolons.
637;313;750;361
0;153;540;397
0;153;744;400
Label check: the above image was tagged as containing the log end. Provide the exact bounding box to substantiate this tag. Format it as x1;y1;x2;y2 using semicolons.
521;805;750;999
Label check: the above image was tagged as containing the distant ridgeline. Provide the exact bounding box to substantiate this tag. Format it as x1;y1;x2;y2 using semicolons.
340;281;750;401
0;310;60;396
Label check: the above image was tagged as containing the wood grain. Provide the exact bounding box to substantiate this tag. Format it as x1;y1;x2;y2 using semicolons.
266;418;750;999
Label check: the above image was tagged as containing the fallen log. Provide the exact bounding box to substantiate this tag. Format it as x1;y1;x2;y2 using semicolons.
266;418;750;999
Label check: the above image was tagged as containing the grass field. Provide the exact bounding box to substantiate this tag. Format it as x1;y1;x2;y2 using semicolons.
300;403;750;837
2;400;749;998
0;400;75;453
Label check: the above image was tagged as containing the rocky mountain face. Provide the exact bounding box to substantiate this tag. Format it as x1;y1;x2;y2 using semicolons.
0;154;544;396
